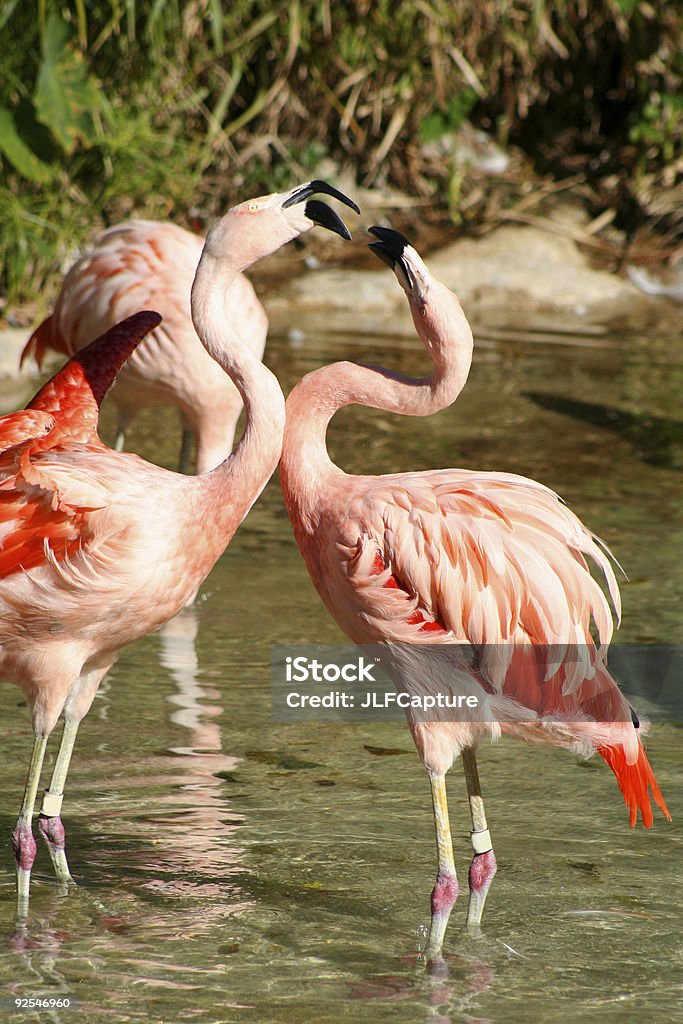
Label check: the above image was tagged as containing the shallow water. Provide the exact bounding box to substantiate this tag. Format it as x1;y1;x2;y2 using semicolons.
0;306;681;1022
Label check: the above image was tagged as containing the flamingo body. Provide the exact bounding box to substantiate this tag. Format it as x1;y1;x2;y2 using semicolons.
2;314;200;728
281;227;669;951
3;315;244;734
286;461;665;819
2;180;359;914
23;220;269;472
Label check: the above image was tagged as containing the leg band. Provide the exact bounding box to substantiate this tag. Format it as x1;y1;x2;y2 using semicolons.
41;791;64;817
471;828;492;854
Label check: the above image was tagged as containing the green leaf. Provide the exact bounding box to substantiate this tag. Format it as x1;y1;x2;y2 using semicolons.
0;107;55;183
34;13;102;155
0;0;22;32
614;0;639;15
208;0;224;52
419;91;478;142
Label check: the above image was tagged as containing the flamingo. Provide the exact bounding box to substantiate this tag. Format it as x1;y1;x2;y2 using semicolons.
279;226;670;957
21;219;269;473
1;179;359;916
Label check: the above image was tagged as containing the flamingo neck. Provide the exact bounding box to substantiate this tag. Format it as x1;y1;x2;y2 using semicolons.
189;256;285;529
281;313;473;520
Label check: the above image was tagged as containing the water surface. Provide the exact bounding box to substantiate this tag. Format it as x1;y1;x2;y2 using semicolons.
0;304;681;1022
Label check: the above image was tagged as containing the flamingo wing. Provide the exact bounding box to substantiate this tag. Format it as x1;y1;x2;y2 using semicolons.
27;311;161;444
0;431;93;580
0;410;56;452
1;311;160;579
332;468;669;827
331;467;632;718
338;468;620;652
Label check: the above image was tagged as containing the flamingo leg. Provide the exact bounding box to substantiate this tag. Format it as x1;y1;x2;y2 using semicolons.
12;734;49;917
114;405;135;453
462;748;497;929
425;771;459;959
38;718;80;889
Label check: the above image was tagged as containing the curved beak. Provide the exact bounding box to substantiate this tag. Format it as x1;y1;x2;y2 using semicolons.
368;225;414;291
282;179;360;241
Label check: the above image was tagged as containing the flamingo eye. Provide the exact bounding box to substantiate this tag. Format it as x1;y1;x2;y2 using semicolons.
420;304;428;318
248;201;260;212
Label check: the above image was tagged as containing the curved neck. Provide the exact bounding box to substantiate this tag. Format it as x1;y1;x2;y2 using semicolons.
189;254;285;529
281;312;473;516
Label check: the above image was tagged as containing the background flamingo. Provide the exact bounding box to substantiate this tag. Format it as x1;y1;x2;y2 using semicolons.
22;219;269;474
280;226;670;958
1;179;358;917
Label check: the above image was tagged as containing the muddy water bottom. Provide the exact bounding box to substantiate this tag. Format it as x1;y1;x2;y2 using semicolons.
0;310;681;1022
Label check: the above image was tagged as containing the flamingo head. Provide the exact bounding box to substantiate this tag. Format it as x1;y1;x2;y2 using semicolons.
368;226;468;358
204;180;360;270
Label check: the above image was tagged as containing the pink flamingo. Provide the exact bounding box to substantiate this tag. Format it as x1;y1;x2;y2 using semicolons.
1;180;359;916
22;218;269;473
280;226;670;957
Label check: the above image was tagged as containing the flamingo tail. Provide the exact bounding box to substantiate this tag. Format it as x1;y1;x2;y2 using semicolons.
598;741;671;829
20;316;66;369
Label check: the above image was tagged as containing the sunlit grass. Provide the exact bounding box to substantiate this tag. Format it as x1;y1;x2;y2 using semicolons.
0;1;680;303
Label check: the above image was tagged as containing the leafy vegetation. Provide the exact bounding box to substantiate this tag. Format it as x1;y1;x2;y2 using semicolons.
0;0;681;303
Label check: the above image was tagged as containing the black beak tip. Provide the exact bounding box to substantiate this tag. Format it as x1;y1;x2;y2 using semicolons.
368;229;414;288
283;179;361;216
368;225;412;255
368;241;397;271
307;179;361;215
305;199;352;241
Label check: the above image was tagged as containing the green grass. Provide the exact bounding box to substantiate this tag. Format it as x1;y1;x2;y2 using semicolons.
0;1;680;304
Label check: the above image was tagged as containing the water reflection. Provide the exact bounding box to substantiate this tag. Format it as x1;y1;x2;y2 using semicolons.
349;940;498;1024
0;313;680;1021
525;391;683;470
7;917;76;1024
134;605;249;902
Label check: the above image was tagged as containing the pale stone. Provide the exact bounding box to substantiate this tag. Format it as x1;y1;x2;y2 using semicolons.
270;223;656;328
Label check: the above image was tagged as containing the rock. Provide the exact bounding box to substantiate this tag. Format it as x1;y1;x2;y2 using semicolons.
0;223;669;392
627;260;683;302
0;325;39;408
267;223;657;329
0;326;30;377
426;227;647;318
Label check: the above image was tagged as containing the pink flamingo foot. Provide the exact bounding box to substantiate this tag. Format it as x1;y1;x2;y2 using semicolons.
426;871;459;960
38;814;75;888
466;850;497;929
12;819;37;916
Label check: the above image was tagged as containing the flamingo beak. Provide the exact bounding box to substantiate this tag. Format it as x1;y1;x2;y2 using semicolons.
303;200;353;240
368;225;414;292
282;180;360;241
